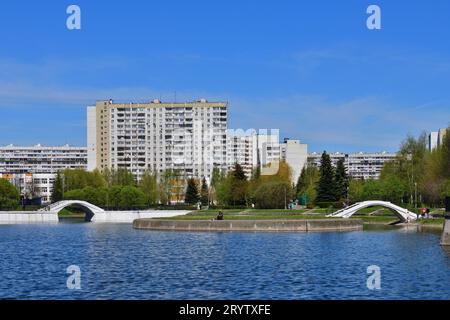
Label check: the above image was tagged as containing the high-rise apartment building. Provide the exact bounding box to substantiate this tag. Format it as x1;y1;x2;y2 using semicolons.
428;128;448;151
87;99;228;182
307;151;396;180
0;144;87;203
280;138;308;183
428;131;439;151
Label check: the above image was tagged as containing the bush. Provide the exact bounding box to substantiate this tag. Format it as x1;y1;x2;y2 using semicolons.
253;181;293;209
0;178;20;209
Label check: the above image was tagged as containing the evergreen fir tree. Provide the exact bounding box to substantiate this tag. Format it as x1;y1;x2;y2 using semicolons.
200;177;209;206
51;171;64;203
335;158;349;201
184;178;200;205
316;151;337;204
231;163;248;206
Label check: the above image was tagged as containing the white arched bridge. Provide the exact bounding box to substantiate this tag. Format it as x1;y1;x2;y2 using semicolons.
35;200;190;223
326;200;418;222
38;200;105;215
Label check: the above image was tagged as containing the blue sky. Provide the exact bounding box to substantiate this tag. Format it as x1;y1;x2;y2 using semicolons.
0;0;449;152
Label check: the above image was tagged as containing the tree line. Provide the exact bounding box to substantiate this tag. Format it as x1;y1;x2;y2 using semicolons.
1;126;448;210
296;125;450;208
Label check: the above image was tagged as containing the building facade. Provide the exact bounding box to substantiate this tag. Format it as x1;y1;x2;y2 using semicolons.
226;129;307;182
87;99;228;182
428;128;448;151
280;138;308;183
307;151;396;180
0;144;87;203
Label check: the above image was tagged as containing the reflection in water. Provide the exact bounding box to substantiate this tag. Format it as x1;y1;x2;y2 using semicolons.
442;246;450;257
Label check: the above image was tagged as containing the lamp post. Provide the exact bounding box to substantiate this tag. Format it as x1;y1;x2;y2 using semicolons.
414;182;418;211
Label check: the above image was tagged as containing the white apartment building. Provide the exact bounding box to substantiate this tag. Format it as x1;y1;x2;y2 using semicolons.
0;144;87;203
307;151;397;180
227;132;255;177
428;128;447;151
87;99;228;182
226;129;307;183
280;139;308;183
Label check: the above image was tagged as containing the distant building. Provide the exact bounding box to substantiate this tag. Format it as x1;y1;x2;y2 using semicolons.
227;132;255;177
428;128;448;151
428;132;439;151
307;151;396;180
0;144;87;203
280;138;308;183
438;128;448;147
226;129;307;183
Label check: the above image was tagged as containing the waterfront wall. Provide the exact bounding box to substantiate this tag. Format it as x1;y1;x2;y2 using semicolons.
441;219;450;246
0;212;58;224
92;210;191;223
133;219;363;232
0;210;190;224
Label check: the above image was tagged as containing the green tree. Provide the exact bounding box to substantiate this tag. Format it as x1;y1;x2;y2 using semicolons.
108;185;122;208
51;171;64;203
159;169;176;205
216;174;233;205
253;181;293;209
0;178;20;209
119;186;146;209
229;163;248;206
112;168;136;186
63;188;85;201
361;179;383;201
87;169;107;188
381;175;406;204
348;179;364;203
63;168;89;190
139;170;159;206
295;165;319;204
316;151;337;205
335;158;349;201
184;178;200;205
209;167;222;205
200;177;209;206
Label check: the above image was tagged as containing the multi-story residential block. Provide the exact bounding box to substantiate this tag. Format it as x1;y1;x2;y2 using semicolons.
227;132;255;177
0;144;87;203
226;129;307;182
307;151;396;180
87;99;228;182
428;131;439;152
280;138;308;183
428;128;448;151
438;128;448;147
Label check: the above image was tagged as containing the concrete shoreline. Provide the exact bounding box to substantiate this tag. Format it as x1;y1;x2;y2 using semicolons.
0;210;190;224
132;219;363;232
441;219;450;246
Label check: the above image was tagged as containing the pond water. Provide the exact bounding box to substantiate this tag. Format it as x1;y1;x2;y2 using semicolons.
0;222;449;299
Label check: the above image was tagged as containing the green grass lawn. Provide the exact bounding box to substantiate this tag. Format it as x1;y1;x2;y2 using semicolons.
156;208;446;226
57;208;85;218
156;214;330;220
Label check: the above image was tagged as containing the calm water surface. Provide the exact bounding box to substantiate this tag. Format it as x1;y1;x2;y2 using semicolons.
0;221;449;299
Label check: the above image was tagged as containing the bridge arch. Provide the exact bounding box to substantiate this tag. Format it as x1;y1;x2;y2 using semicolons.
38;200;105;221
326;200;417;222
